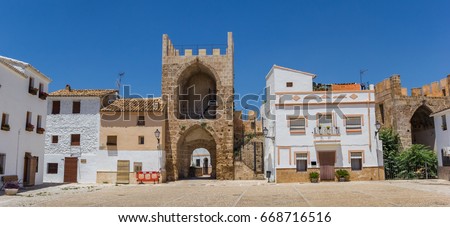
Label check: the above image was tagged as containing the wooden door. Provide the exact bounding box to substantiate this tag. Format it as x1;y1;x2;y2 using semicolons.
64;157;78;183
117;160;130;184
23;153;37;186
319;152;335;180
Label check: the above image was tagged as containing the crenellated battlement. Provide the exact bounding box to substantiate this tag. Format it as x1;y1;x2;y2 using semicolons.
162;32;233;57
376;74;450;98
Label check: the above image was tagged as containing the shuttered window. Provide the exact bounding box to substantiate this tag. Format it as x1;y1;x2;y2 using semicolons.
52;101;60;114
72;101;81;114
71;134;80;146
296;153;308;172
351;152;363;170
47;163;58;174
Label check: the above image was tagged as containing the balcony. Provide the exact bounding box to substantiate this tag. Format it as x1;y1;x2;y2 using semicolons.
28;87;38;95
39;91;48;100
314;126;340;136
1;124;10;131
25;123;35;132
36;127;45;134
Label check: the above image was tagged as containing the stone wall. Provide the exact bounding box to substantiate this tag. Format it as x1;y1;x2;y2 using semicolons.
375;75;450;149
438;166;450;181
276;167;385;183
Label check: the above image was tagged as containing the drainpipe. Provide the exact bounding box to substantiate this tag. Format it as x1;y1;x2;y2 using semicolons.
15;129;21;175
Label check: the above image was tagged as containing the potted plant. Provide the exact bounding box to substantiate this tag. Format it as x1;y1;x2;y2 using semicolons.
309;172;320;183
335;169;350;182
37;127;45;134
39;91;48;100
1;124;10;131
3;181;20;195
28;87;38;95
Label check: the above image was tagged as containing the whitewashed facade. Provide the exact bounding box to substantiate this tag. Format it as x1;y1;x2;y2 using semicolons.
0;56;51;187
262;65;384;183
43;87;117;183
431;108;450;180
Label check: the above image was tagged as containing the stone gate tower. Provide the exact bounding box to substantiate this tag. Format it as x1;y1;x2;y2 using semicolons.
161;32;235;181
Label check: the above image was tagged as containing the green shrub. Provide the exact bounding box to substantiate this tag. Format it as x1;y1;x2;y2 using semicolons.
309;172;319;179
335;169;350;181
397;144;438;179
379;128;401;179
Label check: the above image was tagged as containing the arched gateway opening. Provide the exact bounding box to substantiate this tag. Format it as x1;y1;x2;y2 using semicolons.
410;105;435;150
177;126;216;179
176;63;217;120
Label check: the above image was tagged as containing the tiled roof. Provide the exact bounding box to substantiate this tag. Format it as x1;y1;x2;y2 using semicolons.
49;88;118;97
0;55;51;81
101;98;164;112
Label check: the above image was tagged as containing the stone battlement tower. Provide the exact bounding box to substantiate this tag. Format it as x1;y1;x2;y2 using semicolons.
161;32;235;181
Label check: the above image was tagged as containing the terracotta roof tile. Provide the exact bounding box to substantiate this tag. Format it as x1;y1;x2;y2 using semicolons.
49;89;118;97
101;98;164;112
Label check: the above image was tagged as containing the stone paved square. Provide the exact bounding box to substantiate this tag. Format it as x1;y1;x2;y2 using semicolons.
1;179;450;207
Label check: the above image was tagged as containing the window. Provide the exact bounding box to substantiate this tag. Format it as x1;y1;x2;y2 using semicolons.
25;111;33;131
286;82;293;87
0;153;5;174
379;104;385;124
52;135;59;144
52;101;60;114
29;77;35;88
442;149;450;166
137;115;145;126
138;136;145;145
196;159;201;167
133;162;142;172
318;113;332;127
350;152;363;170
346;116;362;131
35;156;39;173
37;115;42;129
107;135;117;146
289;117;306;133
1;113;9;131
442;115;447;131
71;134;80;146
72;101;81;114
296;153;308;172
47;163;58;174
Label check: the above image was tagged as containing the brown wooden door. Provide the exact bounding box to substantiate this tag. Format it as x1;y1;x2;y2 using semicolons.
64;157;78;183
319;152;336;180
117;160;130;184
23;153;37;186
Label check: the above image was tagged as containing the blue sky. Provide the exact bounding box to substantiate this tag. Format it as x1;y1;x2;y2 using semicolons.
1;0;450;105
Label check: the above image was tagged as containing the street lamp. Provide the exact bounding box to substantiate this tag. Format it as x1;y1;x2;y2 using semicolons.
154;129;161;148
263;126;275;183
375;121;381;136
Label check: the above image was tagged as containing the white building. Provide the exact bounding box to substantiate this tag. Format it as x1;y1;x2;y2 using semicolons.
262;65;384;183
431;108;450;180
43;86;117;183
0;55;51;187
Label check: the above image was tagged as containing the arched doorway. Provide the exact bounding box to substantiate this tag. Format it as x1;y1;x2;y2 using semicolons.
176;63;217;119
189;148;212;178
410;105;435;149
177;125;217;179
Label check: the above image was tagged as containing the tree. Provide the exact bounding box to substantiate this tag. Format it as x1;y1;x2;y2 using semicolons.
379;128;401;179
397;144;438;179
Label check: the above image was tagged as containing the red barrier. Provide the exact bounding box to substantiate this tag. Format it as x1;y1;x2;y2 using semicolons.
136;171;160;184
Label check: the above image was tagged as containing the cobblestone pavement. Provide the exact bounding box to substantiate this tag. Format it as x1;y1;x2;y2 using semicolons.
1;179;450;207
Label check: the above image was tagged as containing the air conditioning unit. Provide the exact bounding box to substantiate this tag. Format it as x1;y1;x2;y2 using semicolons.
443;147;450;157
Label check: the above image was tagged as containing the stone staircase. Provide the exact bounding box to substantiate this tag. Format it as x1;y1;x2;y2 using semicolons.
234;136;265;180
